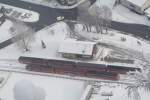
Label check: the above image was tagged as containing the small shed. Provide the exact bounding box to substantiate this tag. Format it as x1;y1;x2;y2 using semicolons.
58;40;97;59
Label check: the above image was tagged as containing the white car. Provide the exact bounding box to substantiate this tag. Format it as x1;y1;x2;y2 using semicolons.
57;16;64;21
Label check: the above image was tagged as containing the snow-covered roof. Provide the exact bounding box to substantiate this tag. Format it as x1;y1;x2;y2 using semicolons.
58;40;96;56
128;0;146;7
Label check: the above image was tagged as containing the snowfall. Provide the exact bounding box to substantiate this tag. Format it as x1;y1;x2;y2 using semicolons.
0;0;150;100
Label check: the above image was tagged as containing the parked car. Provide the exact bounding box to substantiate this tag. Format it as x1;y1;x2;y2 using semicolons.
57;0;77;6
56;16;64;21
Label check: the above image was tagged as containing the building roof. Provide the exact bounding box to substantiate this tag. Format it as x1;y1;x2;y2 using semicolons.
58;40;96;56
128;0;146;7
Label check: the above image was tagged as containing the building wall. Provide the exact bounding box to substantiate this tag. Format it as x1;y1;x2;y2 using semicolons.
61;53;92;59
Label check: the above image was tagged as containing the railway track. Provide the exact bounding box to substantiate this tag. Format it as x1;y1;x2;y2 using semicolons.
0;59;26;70
0;58;140;88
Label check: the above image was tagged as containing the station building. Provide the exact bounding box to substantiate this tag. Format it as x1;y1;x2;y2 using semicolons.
58;40;97;59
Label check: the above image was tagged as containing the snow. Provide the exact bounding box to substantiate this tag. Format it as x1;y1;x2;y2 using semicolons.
0;1;150;100
0;20;12;42
90;83;150;100
80;85;93;100
93;0;150;25
0;21;150;68
96;0;116;9
0;3;39;22
0;72;85;100
13;80;45;100
112;5;150;25
145;8;150;16
128;0;146;7
74;24;150;55
58;40;96;56
74;24;150;68
0;22;68;59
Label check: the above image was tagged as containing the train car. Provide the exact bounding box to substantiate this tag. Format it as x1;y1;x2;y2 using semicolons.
26;64;118;80
19;56;76;67
19;56;139;80
46;59;76;69
86;70;119;80
76;62;107;72
19;56;48;66
107;65;141;74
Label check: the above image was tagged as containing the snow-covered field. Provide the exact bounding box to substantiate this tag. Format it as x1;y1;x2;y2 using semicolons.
0;71;85;100
0;22;69;60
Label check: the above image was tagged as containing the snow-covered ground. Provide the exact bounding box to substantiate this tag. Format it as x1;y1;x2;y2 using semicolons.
0;21;150;68
74;24;150;65
75;24;150;54
0;1;150;99
90;83;150;100
112;5;150;25
0;22;69;59
0;71;85;100
0;20;12;42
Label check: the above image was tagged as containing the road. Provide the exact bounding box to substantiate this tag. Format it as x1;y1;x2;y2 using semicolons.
0;0;78;30
111;21;150;40
0;0;150;49
0;0;78;49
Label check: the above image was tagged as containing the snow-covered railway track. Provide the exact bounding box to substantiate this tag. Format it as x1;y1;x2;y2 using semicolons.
0;59;26;70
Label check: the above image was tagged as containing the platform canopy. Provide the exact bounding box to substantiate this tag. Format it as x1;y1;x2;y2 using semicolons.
58;40;96;56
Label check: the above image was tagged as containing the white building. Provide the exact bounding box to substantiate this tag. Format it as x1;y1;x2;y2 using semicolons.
58;40;97;59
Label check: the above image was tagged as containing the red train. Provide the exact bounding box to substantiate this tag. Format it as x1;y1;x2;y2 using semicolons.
18;56;141;80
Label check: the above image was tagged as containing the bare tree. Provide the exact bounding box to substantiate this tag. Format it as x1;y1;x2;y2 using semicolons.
89;4;112;33
126;69;150;100
78;11;99;32
77;2;112;34
127;86;141;100
9;18;35;51
77;0;93;32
